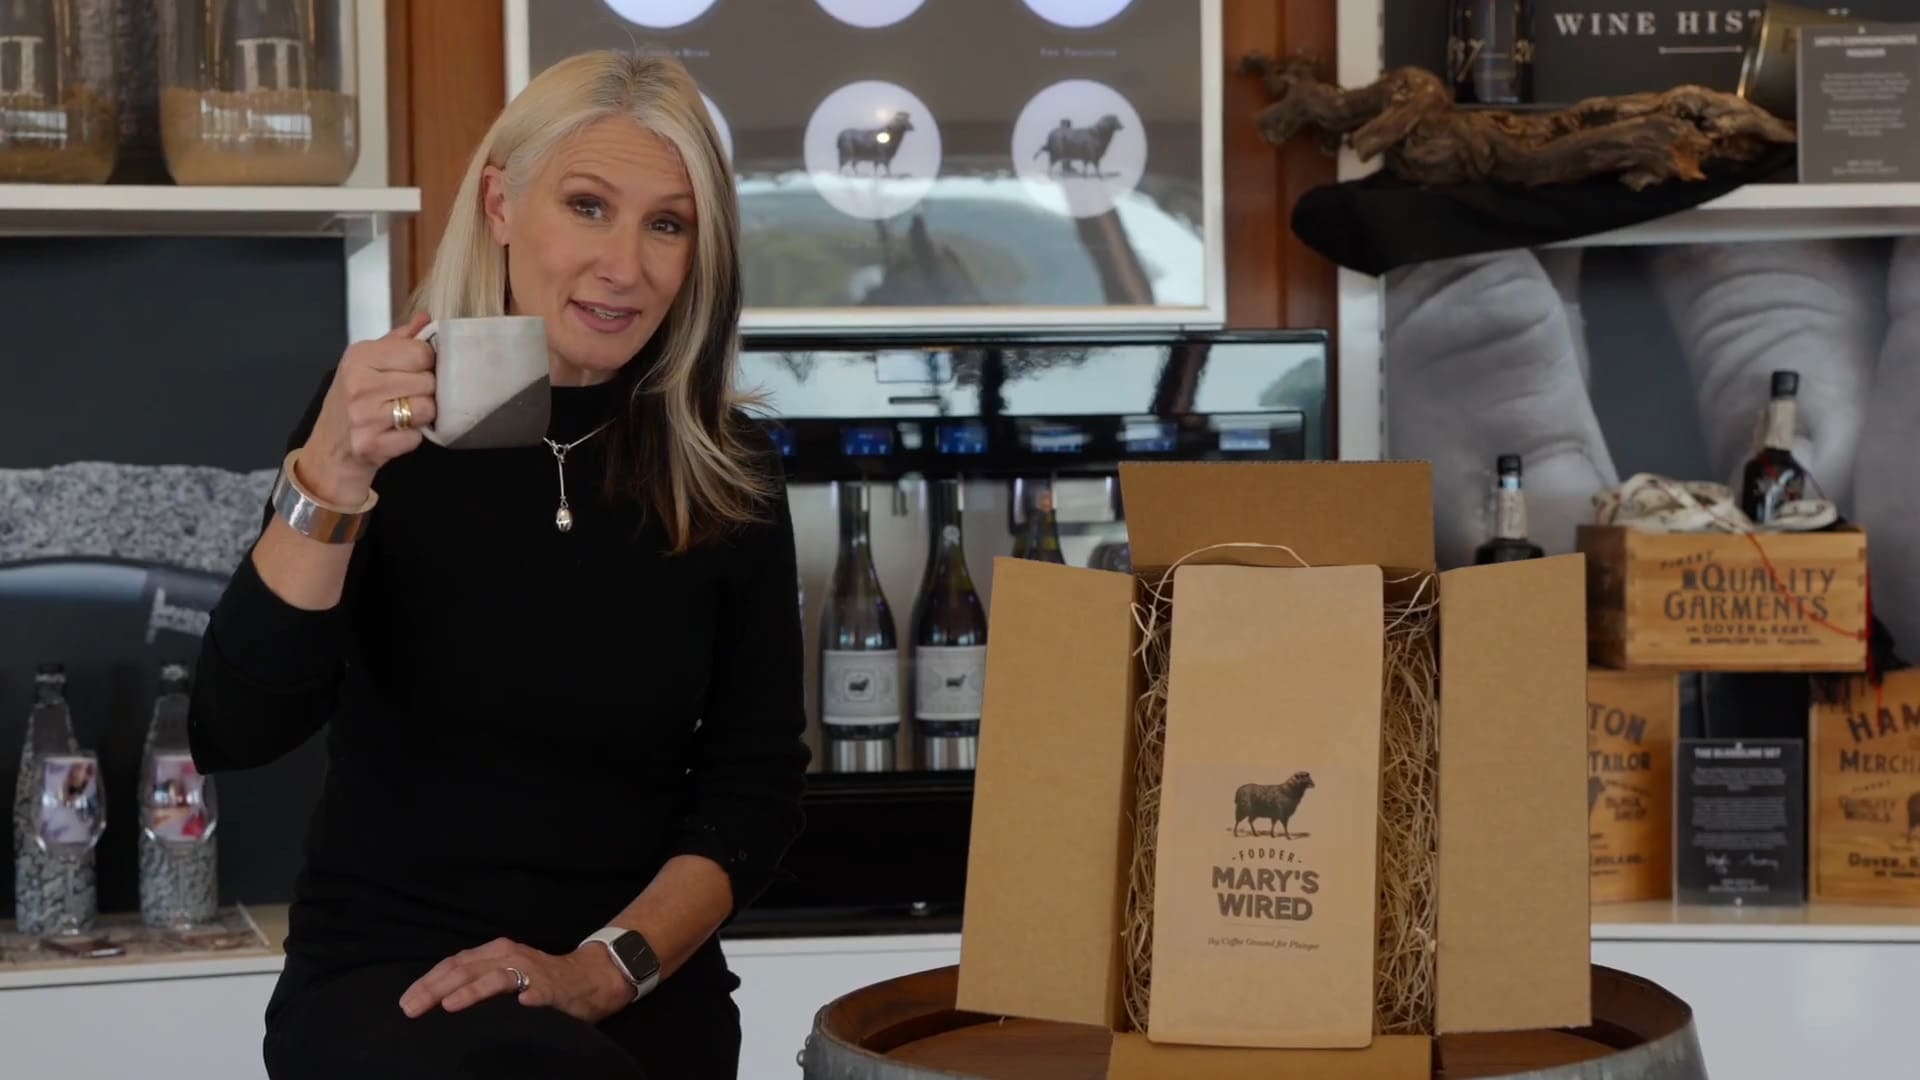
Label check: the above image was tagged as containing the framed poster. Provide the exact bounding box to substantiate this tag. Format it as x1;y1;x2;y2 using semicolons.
504;0;1224;331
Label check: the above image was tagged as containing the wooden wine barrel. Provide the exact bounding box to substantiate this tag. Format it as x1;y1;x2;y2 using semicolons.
799;964;1708;1080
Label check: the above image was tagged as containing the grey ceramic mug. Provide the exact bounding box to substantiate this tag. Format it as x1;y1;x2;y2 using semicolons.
416;316;552;449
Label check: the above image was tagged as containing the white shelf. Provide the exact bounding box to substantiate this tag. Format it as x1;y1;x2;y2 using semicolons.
0;184;421;238
1592;900;1920;944
1551;182;1920;248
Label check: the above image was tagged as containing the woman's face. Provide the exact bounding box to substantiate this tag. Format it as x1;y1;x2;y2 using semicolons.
482;116;699;386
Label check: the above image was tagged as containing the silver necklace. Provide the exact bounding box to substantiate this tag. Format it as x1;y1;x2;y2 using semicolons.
541;419;614;533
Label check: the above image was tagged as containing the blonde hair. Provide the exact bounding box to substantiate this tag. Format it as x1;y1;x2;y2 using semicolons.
413;50;772;553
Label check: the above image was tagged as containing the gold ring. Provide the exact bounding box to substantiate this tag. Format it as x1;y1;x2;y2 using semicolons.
390;397;413;431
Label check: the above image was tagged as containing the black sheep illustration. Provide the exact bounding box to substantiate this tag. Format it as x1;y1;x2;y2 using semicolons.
1034;114;1124;177
836;111;914;175
846;675;870;694
1589;775;1606;816
1233;772;1314;838
944;673;967;689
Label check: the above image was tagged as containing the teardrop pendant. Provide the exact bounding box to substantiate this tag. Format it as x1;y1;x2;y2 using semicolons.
555;504;574;533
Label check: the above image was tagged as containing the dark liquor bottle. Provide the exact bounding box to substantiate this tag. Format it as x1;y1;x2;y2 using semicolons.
1011;478;1066;565
1740;370;1809;526
911;479;989;771
819;481;900;773
1449;0;1535;106
1474;454;1546;564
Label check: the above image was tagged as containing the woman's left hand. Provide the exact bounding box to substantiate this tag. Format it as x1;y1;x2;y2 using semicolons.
398;937;634;1023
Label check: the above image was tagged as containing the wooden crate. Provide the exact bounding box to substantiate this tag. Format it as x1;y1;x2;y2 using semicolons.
1577;525;1868;672
1587;669;1676;904
1811;670;1920;906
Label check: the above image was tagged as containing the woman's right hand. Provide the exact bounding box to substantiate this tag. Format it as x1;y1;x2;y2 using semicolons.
296;311;438;507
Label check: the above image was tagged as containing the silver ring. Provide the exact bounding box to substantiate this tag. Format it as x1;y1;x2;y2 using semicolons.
505;965;529;993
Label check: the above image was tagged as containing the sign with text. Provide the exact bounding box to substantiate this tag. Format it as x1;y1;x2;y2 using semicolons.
1798;22;1920;181
1676;738;1807;906
1387;2;1920;103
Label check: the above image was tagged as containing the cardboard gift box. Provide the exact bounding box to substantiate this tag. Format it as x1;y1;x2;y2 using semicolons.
1811;669;1920;906
1586;669;1677;904
957;461;1591;1076
1577;524;1868;672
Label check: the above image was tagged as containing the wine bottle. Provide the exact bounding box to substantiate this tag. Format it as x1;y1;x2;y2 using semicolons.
819;481;900;773
1740;370;1809;526
1474;454;1546;564
912;479;989;771
138;664;219;929
12;661;92;936
1449;0;1535;106
1012;478;1066;565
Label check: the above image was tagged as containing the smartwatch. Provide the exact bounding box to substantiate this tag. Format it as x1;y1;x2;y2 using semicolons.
581;927;662;1004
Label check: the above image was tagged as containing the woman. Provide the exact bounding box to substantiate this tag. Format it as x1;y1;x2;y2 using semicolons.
187;51;808;1079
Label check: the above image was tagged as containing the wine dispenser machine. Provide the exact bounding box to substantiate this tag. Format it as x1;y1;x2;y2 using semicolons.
743;329;1330;779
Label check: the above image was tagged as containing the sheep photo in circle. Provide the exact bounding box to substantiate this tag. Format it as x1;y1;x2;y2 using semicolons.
803;80;942;221
1012;78;1148;219
597;0;719;30
813;0;928;29
1021;0;1135;29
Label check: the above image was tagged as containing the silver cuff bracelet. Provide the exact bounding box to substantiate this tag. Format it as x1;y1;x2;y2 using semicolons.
271;449;377;544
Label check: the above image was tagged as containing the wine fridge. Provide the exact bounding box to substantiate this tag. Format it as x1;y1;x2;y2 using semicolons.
734;328;1329;929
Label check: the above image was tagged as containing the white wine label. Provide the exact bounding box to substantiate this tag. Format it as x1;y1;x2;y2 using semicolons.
915;645;987;720
821;650;901;728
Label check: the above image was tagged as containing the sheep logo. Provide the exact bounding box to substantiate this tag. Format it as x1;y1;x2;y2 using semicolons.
1232;772;1314;839
846;675;871;695
944;673;968;689
836;111;915;175
1033;114;1124;177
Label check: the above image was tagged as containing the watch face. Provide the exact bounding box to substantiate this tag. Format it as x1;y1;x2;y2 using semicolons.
613;931;661;979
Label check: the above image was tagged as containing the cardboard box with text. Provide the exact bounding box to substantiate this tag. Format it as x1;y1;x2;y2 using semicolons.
1812;669;1920;906
1588;669;1677;904
957;462;1591;1075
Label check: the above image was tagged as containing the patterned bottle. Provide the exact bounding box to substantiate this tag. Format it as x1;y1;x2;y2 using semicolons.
13;662;91;936
138;664;219;928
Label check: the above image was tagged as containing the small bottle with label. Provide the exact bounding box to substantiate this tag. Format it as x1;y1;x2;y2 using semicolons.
911;479;989;771
820;481;901;773
1474;454;1546;564
1739;370;1809;526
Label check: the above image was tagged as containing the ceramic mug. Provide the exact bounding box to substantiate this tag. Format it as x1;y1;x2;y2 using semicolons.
415;316;552;449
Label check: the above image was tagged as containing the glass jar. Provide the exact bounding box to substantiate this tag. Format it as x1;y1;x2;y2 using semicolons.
0;0;117;183
159;0;359;185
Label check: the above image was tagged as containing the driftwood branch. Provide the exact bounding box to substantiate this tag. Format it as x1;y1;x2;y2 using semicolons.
1239;54;1797;191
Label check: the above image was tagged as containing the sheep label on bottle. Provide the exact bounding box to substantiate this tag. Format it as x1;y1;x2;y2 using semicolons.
1011;79;1148;220
1146;564;1384;1049
802;80;942;221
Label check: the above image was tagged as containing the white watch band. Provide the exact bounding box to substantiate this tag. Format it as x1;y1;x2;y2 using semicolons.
581;927;660;1003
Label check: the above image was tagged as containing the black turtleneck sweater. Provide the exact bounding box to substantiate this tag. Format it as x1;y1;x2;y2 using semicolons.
187;372;809;992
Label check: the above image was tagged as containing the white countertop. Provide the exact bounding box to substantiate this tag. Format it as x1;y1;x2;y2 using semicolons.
1592;900;1920;943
